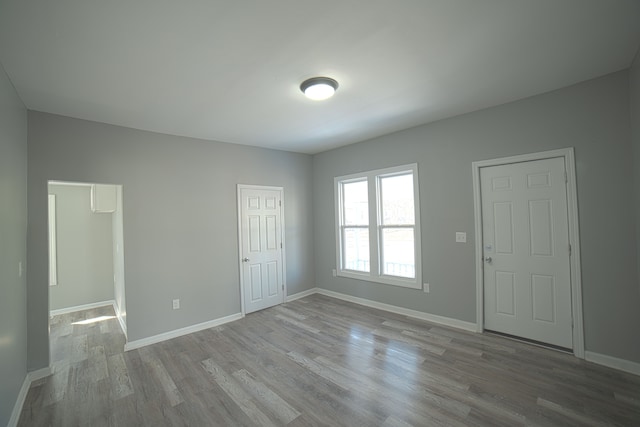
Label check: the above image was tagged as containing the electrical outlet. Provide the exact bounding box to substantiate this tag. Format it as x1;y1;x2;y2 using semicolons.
455;232;467;243
423;283;430;293
172;299;180;310
332;269;337;277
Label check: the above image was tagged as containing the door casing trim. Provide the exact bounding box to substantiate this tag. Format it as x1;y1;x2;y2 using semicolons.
237;184;287;316
472;148;584;359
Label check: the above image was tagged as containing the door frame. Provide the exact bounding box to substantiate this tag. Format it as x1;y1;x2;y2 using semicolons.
472;148;584;358
236;184;287;315
47;180;128;365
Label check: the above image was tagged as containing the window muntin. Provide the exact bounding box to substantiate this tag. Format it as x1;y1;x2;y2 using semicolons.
335;164;421;289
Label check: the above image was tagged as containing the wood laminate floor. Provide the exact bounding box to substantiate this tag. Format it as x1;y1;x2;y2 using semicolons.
19;294;640;426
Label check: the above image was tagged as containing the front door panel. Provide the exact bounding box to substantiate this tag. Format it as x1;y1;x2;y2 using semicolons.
481;157;572;348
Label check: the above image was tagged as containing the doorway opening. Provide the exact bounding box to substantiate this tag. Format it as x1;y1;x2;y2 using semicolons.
47;181;127;358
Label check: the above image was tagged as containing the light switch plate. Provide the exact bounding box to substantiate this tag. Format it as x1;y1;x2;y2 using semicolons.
455;232;467;243
172;299;180;310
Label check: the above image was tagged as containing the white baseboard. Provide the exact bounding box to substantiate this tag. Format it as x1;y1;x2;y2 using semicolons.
7;376;30;427
50;299;115;316
286;287;318;302
7;367;51;427
113;302;128;339
27;366;52;383
124;312;244;351
585;351;640;377
314;288;477;332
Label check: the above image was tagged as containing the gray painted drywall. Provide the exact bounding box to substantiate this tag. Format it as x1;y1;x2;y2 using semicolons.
631;50;640;292
48;184;115;311
0;63;28;425
27;113;315;369
313;70;640;363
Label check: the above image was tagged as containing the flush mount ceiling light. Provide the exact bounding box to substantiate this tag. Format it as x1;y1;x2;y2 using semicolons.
300;77;339;101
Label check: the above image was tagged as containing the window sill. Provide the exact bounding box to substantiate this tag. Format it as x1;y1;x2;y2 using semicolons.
337;270;421;289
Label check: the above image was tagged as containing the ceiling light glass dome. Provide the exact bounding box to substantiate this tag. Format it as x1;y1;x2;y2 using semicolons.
300;77;338;101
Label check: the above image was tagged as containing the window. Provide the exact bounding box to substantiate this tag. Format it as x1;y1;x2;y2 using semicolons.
335;164;421;288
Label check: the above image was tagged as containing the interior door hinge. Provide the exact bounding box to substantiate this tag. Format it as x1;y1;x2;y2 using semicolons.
564;171;568;183
280;242;282;248
279;200;282;207
568;243;572;256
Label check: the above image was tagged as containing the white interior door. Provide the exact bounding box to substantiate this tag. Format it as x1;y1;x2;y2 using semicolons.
480;157;572;349
238;186;284;314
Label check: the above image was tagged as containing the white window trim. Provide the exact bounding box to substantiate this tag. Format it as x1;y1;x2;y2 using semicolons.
48;194;58;286
334;163;422;289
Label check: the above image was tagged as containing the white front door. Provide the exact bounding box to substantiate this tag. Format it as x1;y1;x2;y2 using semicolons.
480;157;572;349
238;186;284;314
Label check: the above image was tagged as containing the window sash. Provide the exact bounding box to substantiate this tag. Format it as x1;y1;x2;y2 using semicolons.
379;172;415;226
341;225;370;272
379;225;415;278
340;179;368;226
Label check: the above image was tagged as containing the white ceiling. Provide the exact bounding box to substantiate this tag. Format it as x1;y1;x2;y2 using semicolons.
1;1;639;154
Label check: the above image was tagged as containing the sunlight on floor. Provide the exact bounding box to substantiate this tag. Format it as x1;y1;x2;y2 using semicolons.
72;315;115;325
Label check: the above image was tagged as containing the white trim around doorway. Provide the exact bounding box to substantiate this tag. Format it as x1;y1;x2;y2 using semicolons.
472;147;584;359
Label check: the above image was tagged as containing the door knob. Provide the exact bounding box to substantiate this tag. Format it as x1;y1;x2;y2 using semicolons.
242;258;250;262
484;256;492;263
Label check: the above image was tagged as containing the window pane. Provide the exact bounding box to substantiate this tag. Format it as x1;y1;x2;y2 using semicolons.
381;228;415;278
381;174;414;225
343;180;368;225
343;227;370;272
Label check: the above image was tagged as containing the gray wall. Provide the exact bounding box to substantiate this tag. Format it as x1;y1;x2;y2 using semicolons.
631;50;640;291
27;113;315;370
0;63;28;425
313;70;640;363
48;184;115;311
